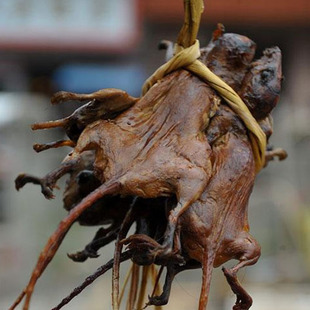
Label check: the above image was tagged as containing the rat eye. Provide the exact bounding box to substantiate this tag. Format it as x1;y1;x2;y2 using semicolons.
260;69;273;84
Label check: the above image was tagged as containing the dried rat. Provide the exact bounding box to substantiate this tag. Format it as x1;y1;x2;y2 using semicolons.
123;29;285;310
51;29;286;310
10;19;286;310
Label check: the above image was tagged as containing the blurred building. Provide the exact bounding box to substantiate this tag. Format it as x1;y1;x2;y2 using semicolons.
0;1;310;309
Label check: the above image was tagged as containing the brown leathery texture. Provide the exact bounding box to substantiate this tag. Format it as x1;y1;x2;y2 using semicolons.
10;28;285;310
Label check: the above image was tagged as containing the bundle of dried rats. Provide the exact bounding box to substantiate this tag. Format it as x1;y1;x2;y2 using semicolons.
9;2;286;310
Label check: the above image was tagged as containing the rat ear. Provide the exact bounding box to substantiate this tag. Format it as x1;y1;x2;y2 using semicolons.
212;23;225;41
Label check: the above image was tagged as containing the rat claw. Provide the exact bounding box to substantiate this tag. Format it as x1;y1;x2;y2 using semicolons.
67;252;88;262
122;235;185;265
222;267;253;310
121;235;161;265
41;187;55;200
15;174;30;190
67;249;100;262
151;247;185;265
147;294;169;306
33;140;75;153
121;234;161;249
14;174;55;199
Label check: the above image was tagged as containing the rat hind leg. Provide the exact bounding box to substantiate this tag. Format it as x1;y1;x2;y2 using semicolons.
33;140;75;153
147;264;180;306
222;233;261;310
147;260;200;306
122;164;209;264
222;267;252;310
68;224;120;262
32;89;138;143
15;157;80;199
50;88;138;106
157;166;209;256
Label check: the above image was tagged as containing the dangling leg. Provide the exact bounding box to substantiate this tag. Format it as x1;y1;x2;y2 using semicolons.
122;203;198;263
222;268;252;310
51;88;138;108
198;251;215;310
9;180;121;310
122;213;169;266
222;233;261;310
147;265;164;305
147;260;200;306
32;89;138;144
15;157;80;199
222;254;259;310
264;147;287;166
33;140;75;153
153;169;208;260
31;117;69;131
124;167;208;263
68;224;120;262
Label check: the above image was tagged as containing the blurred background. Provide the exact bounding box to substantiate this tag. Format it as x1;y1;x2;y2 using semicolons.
0;0;309;309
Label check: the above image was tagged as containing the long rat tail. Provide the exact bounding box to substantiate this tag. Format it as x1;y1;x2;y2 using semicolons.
198;251;215;310
9;181;121;310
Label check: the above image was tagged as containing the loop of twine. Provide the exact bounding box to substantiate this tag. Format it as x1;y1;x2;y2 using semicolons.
141;39;266;172
142;40;201;96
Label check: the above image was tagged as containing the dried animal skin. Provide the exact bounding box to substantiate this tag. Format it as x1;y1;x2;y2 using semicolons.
73;70;219;227
10;26;286;310
201;32;256;91
240;47;282;120
142;31;284;310
32;88;138;145
181;106;259;309
84;32;284;309
11;68;218;310
15;90;138;199
62;152;129;261
62;151;127;226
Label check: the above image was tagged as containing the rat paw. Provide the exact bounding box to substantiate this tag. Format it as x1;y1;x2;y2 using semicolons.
67;248;99;262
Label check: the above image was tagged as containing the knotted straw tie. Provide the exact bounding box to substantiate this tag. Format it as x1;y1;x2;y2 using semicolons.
142;39;266;173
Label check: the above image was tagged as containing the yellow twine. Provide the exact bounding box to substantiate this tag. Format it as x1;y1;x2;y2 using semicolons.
141;39;266;172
